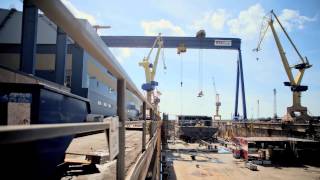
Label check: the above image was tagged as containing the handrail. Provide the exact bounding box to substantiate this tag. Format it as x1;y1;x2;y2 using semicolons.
0;121;110;144
30;0;153;109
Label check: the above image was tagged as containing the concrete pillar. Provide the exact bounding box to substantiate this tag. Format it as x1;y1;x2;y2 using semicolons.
20;0;38;74
55;27;67;85
117;79;126;180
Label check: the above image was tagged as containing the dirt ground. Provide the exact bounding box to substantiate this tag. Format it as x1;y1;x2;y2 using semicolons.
166;142;320;180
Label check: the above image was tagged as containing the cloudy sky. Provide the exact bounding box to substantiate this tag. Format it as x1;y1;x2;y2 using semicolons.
1;0;319;119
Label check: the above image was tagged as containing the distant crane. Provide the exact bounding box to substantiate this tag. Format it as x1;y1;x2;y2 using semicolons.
92;25;111;32
254;10;312;122
139;33;166;105
257;99;260;120
273;88;278;119
212;77;221;120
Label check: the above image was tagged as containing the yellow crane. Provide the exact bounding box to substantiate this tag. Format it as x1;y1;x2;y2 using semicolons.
139;33;165;105
254;10;312;122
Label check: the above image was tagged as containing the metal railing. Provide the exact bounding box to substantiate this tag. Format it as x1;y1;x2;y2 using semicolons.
0;121;110;144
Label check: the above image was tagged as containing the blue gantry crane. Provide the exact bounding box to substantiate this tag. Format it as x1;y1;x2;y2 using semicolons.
102;35;248;120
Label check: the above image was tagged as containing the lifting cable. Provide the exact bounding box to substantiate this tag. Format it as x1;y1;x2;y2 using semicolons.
253;13;271;61
177;43;186;116
180;53;183;87
197;43;204;97
196;30;205;97
180;53;184;116
162;43;167;74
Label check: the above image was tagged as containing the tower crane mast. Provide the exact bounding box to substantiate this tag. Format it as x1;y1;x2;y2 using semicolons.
212;77;221;120
254;10;312;122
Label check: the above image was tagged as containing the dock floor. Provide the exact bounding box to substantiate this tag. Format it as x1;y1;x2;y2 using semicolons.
166;142;320;180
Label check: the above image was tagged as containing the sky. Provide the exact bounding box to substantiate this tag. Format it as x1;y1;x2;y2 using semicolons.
1;0;319;119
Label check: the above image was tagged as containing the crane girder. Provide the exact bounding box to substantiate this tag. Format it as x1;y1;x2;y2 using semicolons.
269;20;296;85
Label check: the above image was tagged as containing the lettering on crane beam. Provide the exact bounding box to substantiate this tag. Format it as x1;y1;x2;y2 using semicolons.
214;40;232;47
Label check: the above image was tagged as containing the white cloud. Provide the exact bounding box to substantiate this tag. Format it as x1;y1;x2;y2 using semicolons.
211;9;229;31
278;9;316;30
61;0;97;25
227;4;265;39
226;4;317;39
120;48;132;59
112;48;133;64
141;19;185;36
192;9;229;32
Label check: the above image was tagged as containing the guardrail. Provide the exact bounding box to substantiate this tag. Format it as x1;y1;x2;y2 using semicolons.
0;117;118;159
0;121;110;144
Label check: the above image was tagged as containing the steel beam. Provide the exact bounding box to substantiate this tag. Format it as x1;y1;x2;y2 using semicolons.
234;59;240;120
0;122;110;144
117;79;126;180
55;27;67;85
71;44;88;97
0;43;73;54
239;49;247;120
20;0;38;74
101;36;241;50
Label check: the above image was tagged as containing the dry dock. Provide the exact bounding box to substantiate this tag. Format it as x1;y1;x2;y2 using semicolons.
165;142;320;180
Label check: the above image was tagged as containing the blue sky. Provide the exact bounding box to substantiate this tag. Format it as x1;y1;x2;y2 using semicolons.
1;0;319;119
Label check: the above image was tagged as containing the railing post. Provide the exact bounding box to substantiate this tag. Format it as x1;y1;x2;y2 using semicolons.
117;79;126;180
149;109;153;139
142;101;146;151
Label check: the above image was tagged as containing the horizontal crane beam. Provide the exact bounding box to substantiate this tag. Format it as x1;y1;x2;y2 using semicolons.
101;36;241;50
